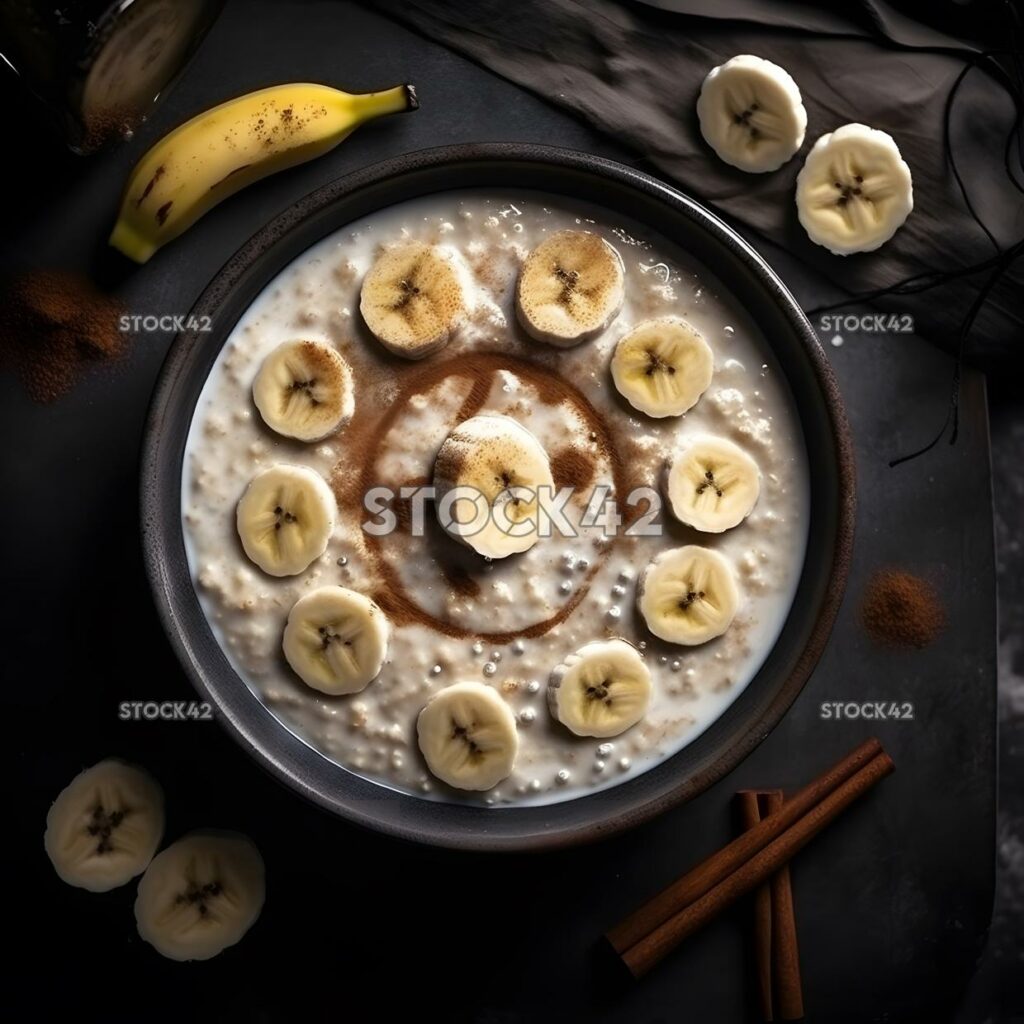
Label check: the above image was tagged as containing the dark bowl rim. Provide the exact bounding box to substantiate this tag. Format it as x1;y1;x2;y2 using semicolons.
141;142;856;852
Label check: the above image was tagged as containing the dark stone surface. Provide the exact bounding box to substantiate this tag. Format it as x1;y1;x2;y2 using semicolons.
1;0;1010;1019
988;379;1024;1018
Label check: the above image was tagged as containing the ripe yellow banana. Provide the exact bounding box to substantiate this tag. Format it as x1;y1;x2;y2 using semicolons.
109;82;418;263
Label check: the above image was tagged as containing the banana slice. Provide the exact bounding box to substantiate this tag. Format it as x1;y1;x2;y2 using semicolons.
637;545;740;645
696;54;807;173
665;436;761;533
796;124;913;255
433;413;555;560
417;682;519;791
516;229;625;346
236;464;336;577
44;759;164;892
548;639;653;738
283;586;390;695
252;339;354;442
134;830;265;962
611;318;714;418
360;241;465;358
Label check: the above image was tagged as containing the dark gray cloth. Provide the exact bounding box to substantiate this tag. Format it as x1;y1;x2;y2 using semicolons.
639;0;980;51
369;0;1023;365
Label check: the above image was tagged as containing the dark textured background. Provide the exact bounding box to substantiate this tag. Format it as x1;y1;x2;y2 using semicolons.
2;0;1020;1019
372;0;1024;368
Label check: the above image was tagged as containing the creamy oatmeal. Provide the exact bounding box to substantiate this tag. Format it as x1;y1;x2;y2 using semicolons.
182;190;809;806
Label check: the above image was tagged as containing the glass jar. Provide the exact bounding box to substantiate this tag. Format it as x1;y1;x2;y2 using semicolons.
0;0;224;153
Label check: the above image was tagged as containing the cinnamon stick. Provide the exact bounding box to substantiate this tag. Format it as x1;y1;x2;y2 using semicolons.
609;741;894;979
738;790;777;1021
740;790;804;1020
762;791;804;1021
607;737;883;955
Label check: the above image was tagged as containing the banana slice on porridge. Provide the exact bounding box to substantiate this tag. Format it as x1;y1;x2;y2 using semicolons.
236;464;336;577
44;759;164;892
360;241;465;358
665;436;761;532
637;545;740;645
433;413;555;560
283;586;390;695
252;339;354;442
417;681;519;791
548;639;653;738
611;318;714;418
134;830;265;962
516;229;625;346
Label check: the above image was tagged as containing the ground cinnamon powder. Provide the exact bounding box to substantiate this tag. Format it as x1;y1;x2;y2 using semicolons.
0;270;126;402
552;446;596;491
334;350;626;642
861;569;945;648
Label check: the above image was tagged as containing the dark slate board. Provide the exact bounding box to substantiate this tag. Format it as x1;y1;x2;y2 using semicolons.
1;1;994;1020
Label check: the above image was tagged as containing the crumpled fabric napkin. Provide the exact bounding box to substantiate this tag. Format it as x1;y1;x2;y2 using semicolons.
367;0;1023;367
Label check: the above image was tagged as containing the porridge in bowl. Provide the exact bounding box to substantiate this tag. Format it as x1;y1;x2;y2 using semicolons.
182;191;809;806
